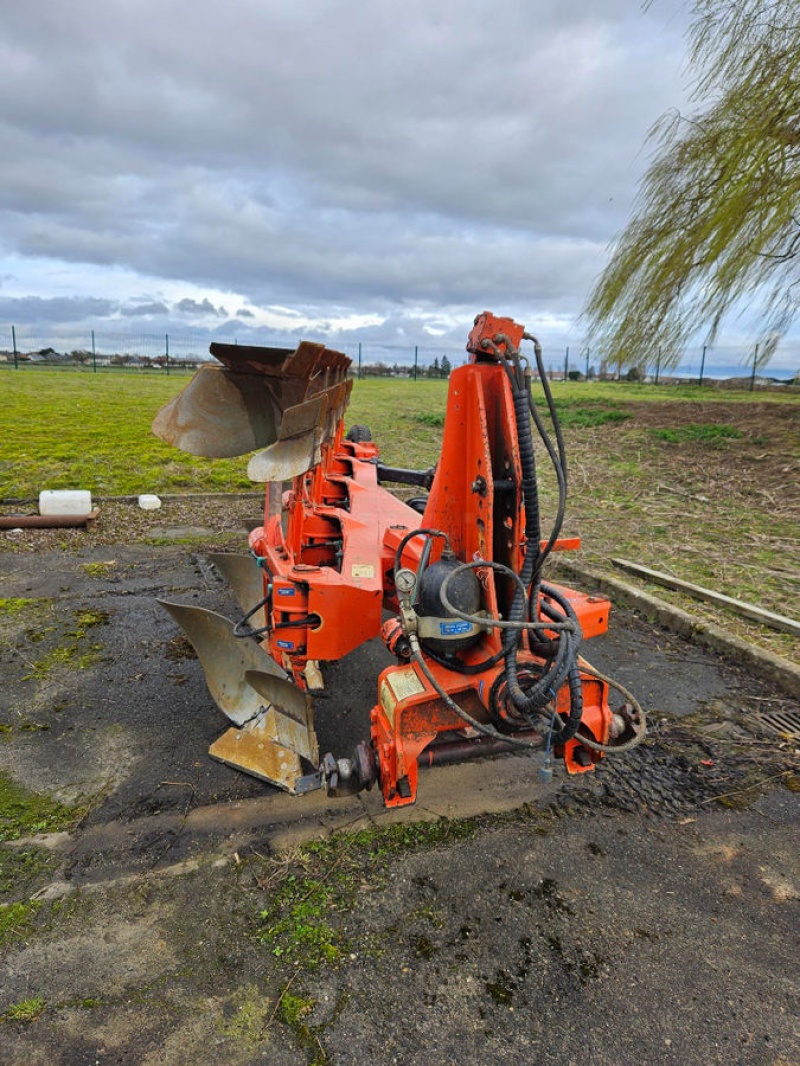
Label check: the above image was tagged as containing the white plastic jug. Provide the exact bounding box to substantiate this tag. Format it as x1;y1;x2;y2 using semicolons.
39;490;93;516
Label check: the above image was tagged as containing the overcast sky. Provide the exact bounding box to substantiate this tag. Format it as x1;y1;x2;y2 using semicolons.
0;0;740;360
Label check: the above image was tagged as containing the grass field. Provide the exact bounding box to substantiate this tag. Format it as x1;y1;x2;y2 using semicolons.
1;368;795;498
1;368;798;661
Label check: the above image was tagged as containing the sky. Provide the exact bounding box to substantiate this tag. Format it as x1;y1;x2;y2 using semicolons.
1;0;792;369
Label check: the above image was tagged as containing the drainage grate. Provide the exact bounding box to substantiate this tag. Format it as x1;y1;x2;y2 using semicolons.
758;708;800;741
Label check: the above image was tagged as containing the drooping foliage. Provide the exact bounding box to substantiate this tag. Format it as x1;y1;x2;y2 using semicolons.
587;1;800;369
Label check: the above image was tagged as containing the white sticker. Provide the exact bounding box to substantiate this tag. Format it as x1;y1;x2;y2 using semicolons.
387;667;426;703
351;564;375;579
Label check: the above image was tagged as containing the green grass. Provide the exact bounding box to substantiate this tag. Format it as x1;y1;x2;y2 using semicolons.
0;771;90;843
546;404;630;428
651;423;744;444
2;994;46;1022
0;901;43;949
2;370;794;499
22;608;109;681
0;369;252;497
256;818;477;971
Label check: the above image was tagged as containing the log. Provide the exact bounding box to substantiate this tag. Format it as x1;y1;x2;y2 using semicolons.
610;558;800;637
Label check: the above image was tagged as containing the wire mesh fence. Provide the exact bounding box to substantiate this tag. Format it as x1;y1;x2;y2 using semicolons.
1;325;798;385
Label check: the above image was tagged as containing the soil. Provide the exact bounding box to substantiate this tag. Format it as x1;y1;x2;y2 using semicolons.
0;541;797;1065
553;400;800;664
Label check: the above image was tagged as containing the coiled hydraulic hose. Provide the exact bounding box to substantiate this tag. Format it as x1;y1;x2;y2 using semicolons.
483;333;582;742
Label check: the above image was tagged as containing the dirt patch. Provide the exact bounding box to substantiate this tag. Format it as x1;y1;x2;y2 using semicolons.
556;401;800;663
0;495;264;555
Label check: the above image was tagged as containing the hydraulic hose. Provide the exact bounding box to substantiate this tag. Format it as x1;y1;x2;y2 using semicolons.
398;328;645;758
491;340;582;741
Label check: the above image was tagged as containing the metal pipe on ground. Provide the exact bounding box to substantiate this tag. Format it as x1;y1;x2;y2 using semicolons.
0;510;100;529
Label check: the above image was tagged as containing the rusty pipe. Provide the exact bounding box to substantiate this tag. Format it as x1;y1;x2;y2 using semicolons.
0;510;100;529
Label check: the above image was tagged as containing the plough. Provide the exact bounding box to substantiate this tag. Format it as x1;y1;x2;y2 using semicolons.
154;312;645;808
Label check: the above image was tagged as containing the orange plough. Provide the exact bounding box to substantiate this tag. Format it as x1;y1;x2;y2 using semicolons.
155;313;645;806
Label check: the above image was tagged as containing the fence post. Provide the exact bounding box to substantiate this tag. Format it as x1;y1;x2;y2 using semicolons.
750;343;759;391
585;347;589;380
414;346;418;381
91;329;97;373
698;345;706;387
165;334;170;375
12;325;17;369
358;342;362;380
564;346;569;382
655;348;661;385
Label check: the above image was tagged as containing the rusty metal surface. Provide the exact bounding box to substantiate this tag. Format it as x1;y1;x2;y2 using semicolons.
208;718;306;792
246;392;333;481
151;366;282;458
152;340;352;463
158;600;285;726
207;671;320;791
0;509;100;529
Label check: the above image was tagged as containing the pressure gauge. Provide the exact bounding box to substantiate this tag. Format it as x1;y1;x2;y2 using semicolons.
394;568;416;595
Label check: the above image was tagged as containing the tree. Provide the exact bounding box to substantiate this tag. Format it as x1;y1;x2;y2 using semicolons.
440;354;452;377
586;1;800;370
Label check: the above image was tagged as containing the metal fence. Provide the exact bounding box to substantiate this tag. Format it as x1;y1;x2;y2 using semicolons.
1;325;798;385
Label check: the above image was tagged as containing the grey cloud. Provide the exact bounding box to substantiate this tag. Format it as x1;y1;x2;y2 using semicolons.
121;301;170;317
0;0;690;332
174;297;225;316
0;295;115;325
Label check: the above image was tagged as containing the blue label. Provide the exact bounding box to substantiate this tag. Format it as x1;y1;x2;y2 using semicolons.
276;639;295;650
277;588;295;596
439;620;472;636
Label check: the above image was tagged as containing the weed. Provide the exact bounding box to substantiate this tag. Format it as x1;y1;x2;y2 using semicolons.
23;607;109;680
256;818;476;977
278;990;329;1064
550;405;631;429
409;412;445;428
81;561;117;577
651;423;743;445
3;996;46;1023
0;598;38;616
337;817;478;858
0;771;90;843
279;990;314;1027
0;846;56;898
257;876;346;968
0;900;43;948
